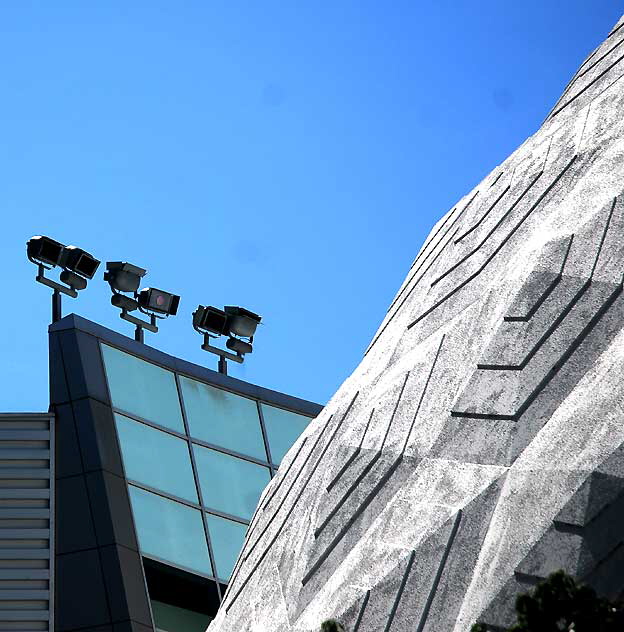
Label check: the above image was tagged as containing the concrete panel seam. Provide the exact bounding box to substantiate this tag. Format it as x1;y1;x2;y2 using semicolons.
415;510;463;632
409;156;578;328
384;549;416;632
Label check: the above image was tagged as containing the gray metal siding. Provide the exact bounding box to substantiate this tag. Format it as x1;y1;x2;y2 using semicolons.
0;413;53;632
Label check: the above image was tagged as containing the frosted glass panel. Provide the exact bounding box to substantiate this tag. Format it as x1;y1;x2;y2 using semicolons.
180;376;266;459
129;486;211;576
116;414;197;502
194;446;270;520
102;344;184;432
206;514;247;581
261;404;311;464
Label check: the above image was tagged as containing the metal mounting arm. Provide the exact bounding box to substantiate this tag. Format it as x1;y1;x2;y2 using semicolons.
201;334;244;375
119;310;158;343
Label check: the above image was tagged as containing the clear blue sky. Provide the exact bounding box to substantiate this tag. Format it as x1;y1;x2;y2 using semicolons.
1;2;621;411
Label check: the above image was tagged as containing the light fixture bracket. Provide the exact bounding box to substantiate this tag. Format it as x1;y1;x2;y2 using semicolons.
119;310;158;343
201;333;244;375
35;269;78;299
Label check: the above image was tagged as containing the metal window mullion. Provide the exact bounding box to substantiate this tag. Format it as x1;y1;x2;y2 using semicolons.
126;480;202;511
190;436;272;468
203;507;250;527
256;401;275;477
110;408;188;440
175;373;223;602
114;406;274;469
127;479;250;526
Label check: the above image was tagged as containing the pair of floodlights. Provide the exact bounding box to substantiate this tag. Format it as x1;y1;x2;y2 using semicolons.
27;235;261;374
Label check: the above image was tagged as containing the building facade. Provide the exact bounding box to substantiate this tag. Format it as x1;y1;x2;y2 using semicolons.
0;313;321;632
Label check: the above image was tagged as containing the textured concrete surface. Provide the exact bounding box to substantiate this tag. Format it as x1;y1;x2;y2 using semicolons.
208;15;624;632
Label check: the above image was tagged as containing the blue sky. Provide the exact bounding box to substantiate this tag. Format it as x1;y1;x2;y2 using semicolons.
1;2;621;411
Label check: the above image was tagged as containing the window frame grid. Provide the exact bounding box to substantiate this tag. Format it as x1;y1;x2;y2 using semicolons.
100;342;316;432
100;342;185;432
99;339;316;586
125;480;250;527
114;411;199;504
111;408;272;519
178;374;271;464
110;403;280;470
172;373;221;598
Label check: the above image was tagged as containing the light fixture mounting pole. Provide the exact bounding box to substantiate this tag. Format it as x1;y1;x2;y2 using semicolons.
135;325;144;343
200;333;243;374
52;289;62;323
119;310;158;344
35;264;77;324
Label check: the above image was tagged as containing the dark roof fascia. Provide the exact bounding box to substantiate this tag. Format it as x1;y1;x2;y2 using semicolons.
49;314;323;418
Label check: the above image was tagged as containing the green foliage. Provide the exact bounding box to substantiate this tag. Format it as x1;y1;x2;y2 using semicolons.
320;619;346;632
472;570;624;632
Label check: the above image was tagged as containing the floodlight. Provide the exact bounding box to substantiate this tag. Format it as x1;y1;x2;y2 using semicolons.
224;306;261;338
27;235;99;322
60;246;100;279
104;261;147;293
226;337;253;355
105;261;177;342
193;305;228;335
138;288;180;316
194;303;261;374
59;270;87;291
27;236;64;268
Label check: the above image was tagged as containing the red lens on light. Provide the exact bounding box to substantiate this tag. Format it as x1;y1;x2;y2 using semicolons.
156;294;165;306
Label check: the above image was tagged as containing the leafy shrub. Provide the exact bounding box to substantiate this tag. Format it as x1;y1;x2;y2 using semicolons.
471;570;624;632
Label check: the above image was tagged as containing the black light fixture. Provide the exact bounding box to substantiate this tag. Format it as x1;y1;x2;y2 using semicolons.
224;306;261;338
27;236;64;268
138;288;180;317
27;235;100;322
105;261;179;343
193;304;261;374
226;337;253;355
104;261;146;294
193;305;228;336
60;246;100;279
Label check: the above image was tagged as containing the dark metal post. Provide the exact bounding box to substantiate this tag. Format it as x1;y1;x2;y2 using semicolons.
218;356;227;375
52;289;62;323
134;325;144;343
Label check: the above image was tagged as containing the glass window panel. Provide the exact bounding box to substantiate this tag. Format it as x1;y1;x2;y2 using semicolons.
193;445;270;520
115;414;197;503
101;344;184;432
151;600;211;632
129;485;211;576
180;376;266;459
261;404;311;464
206;514;247;581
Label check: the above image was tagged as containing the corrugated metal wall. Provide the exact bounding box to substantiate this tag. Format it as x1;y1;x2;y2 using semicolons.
0;413;53;632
